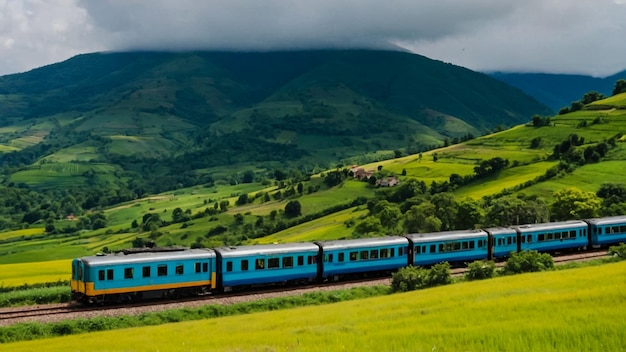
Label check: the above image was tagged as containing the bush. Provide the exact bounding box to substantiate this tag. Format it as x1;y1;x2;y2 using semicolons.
391;263;452;292
391;266;429;292
465;260;497;281
608;243;626;259
501;250;554;275
428;262;452;286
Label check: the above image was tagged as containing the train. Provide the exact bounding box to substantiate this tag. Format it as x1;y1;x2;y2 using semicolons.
71;215;626;304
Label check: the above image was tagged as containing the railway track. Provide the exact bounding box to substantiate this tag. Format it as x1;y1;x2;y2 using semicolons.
0;250;611;326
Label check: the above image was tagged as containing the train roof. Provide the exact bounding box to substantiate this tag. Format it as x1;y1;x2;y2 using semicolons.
585;215;626;226
405;229;487;242
484;227;517;236
214;242;319;258
316;236;408;251
79;248;216;266
515;220;587;233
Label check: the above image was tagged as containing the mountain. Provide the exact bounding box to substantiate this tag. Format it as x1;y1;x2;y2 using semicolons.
0;50;550;193
491;70;626;111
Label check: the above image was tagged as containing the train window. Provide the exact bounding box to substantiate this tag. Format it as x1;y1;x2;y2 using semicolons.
521;236;526;243
360;251;368;260
338;253;345;262
538;234;545;242
513;237;516;244
507;237;512;245
380;248;388;257
255;259;265;270
390;248;395;257
454;242;461;251
350;252;358;261
462;242;468;250
99;270;105;281
570;230;576;238
308;255;317;264
107;269;114;280
176;265;184;275
438;244;444;252
226;261;233;272
203;263;208;272
195;262;201;273
621;226;626;232
328;254;334;262
298;256;304;266
158;265;167;277
124;268;133;279
268;258;279;269
241;260;249;271
143;266;151;278
415;246;421;255
370;250;378;259
283;256;294;268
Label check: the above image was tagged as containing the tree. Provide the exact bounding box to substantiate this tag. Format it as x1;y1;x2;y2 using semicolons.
597;183;626;206
550;188;601;220
580;91;605;104
431;192;458;231
353;216;383;237
242;170;255;183
378;204;402;233
455;198;484;229
236;194;249;206
612;79;626;96
402;202;436;233
284;200;302;218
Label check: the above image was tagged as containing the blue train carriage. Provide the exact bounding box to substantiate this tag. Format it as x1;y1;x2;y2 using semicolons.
214;243;320;291
516;220;589;252
586;215;626;247
484;227;518;259
315;236;409;281
71;248;216;304
405;229;489;266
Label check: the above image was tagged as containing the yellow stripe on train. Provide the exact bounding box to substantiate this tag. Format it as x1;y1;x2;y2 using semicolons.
83;280;213;296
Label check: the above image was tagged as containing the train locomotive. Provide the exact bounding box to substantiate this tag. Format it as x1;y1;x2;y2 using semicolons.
71;215;626;304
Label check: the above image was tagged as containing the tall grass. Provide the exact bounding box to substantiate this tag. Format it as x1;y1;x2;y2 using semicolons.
2;261;625;351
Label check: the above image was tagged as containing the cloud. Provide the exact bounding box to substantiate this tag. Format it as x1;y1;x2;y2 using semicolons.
0;1;625;76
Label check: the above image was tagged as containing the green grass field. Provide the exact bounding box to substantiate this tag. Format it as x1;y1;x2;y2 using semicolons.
4;260;625;351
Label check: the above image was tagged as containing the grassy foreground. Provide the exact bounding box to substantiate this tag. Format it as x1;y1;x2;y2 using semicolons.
4;261;626;351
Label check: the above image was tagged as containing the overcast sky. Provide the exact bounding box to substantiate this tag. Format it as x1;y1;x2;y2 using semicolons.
1;0;625;77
